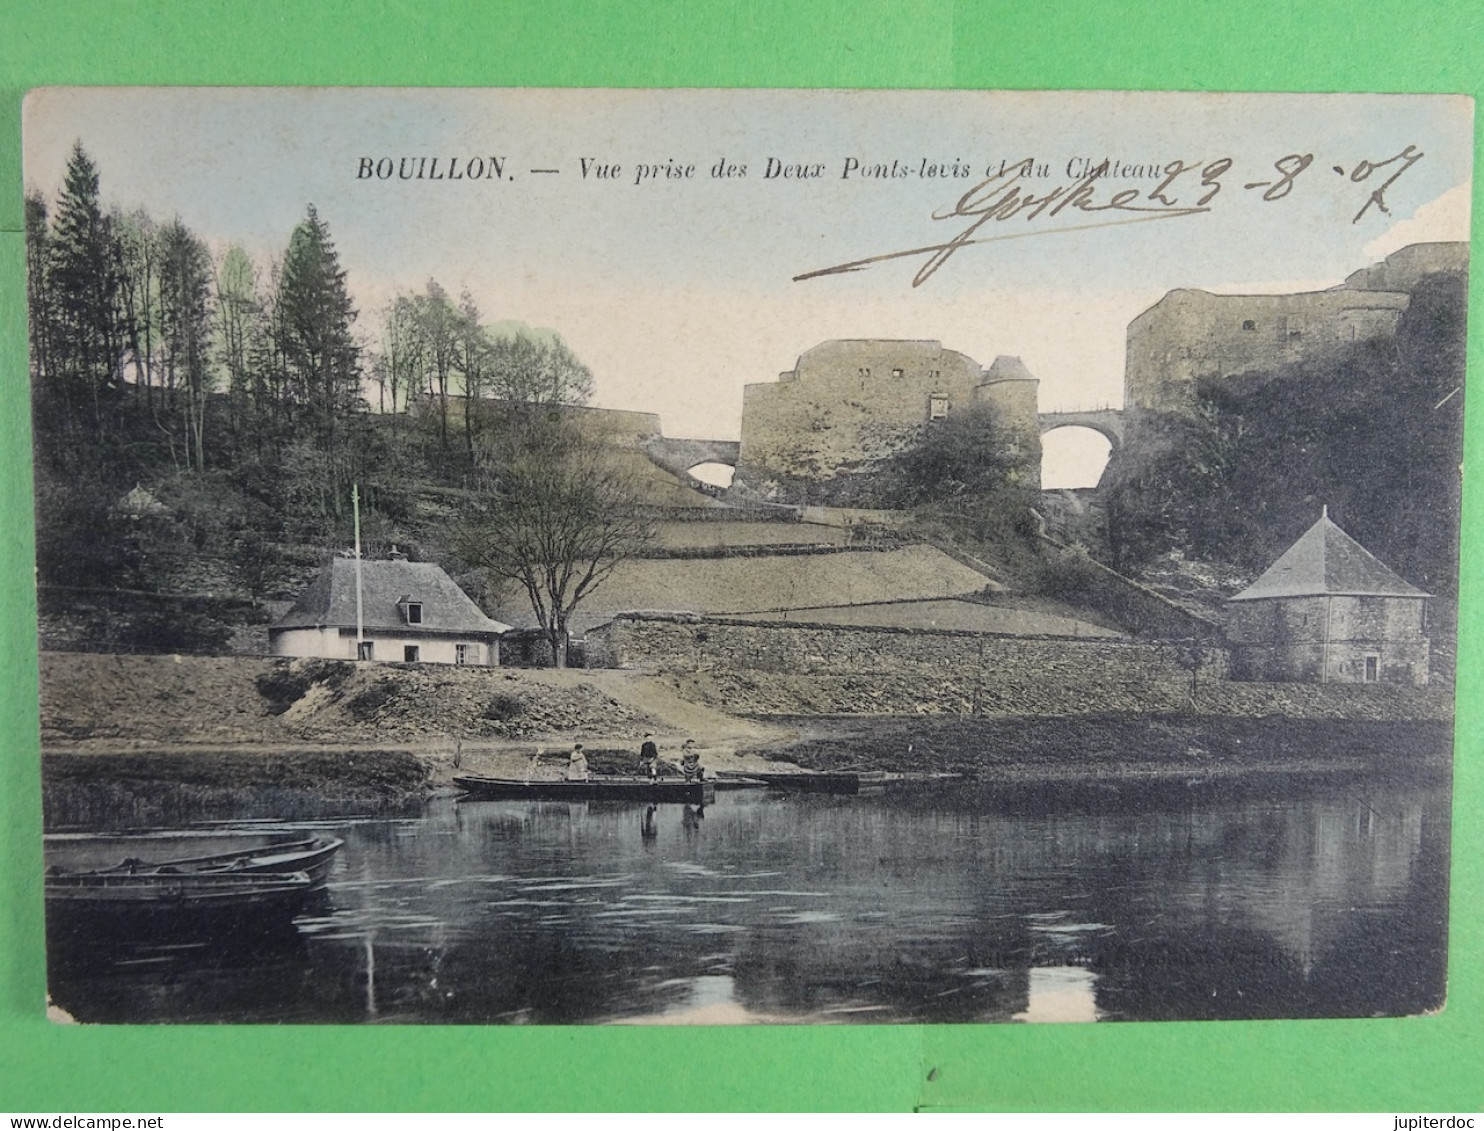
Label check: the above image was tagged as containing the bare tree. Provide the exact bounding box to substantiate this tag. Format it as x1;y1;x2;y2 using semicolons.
459;417;653;667
214;244;258;431
413;279;460;451
488;331;593;409
374;292;425;415
453;290;494;460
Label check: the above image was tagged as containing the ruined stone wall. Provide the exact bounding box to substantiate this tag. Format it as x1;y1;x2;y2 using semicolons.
734;340;987;493
1125;288;1410;411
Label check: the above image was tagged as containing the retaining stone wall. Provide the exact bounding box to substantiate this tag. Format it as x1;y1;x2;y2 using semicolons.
589;613;1226;682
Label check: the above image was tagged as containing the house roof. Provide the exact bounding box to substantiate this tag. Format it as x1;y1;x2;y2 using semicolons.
1228;510;1430;602
272;558;510;635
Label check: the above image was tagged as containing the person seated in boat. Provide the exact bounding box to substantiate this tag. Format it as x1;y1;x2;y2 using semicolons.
566;743;590;781
639;734;660;779
680;740;703;782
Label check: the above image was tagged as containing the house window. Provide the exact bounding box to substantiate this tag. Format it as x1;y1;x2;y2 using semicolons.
357;641;374;661
456;644;475;666
1364;654;1380;682
406;602;423;624
1241;319;1256;331
404;645;420;663
928;394;950;420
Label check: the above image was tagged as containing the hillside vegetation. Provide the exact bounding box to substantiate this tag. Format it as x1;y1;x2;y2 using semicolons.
1103;272;1466;601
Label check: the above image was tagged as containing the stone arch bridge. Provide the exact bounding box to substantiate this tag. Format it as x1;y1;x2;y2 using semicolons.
1038;409;1126;450
642;436;743;480
642;412;1126;483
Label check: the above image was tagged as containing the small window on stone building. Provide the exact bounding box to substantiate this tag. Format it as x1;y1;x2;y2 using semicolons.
1286;314;1305;335
857;367;871;379
892;367;904;378
1241;319;1256;331
929;394;950;420
1364;654;1379;682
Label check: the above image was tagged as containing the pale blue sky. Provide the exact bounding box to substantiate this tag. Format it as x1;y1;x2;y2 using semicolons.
24;88;1473;466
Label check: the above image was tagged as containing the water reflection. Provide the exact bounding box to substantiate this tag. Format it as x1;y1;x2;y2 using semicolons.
46;774;1449;1025
1014;966;1100;1023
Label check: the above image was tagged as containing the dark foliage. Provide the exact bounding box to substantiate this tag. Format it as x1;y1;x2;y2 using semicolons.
482;692;526;722
347;679;399;722
1104;273;1466;596
254;667;314;714
254;658;353;714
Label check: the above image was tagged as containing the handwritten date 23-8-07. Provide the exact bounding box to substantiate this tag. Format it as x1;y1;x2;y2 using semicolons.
795;144;1424;287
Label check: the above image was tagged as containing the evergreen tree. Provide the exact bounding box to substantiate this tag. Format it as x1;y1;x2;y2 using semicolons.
39;142;127;451
276;205;361;455
24;191;56;393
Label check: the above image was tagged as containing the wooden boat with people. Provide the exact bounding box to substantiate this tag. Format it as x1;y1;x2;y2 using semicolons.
44;832;344;889
453;774;715;805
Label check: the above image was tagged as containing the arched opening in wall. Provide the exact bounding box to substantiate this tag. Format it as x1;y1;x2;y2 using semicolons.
1040;426;1113;490
687;462;735;489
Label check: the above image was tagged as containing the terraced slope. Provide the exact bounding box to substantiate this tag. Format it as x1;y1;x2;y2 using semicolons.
491;545;996;633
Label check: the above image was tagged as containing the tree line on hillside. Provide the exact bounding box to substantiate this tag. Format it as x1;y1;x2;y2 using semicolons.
27;144;597;493
27;143;652;665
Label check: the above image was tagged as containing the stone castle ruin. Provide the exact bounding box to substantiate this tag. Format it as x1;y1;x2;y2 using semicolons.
732;339;1042;499
1125;242;1467;411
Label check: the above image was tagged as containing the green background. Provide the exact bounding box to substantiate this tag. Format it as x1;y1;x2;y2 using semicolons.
1;0;1480;1112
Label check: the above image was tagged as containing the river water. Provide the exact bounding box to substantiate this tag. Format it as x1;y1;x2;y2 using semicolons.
47;773;1450;1025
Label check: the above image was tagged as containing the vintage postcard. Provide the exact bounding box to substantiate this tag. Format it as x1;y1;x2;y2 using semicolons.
25;88;1468;1024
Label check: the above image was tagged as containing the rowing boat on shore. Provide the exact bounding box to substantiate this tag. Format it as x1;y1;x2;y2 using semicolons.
453;774;715;804
45;833;344;889
45;870;316;939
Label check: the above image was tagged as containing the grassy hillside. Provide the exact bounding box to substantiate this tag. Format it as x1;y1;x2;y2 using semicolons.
488;544;998;634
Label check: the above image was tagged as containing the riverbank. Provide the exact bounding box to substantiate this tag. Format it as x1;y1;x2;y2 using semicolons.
762;714;1454;782
37;651;1455;827
42;747;430;830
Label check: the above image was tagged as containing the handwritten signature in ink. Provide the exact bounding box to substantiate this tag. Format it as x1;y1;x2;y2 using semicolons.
794;144;1424;288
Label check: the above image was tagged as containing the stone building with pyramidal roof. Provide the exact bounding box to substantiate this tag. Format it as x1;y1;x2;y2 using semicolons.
1225;508;1430;686
271;554;509;666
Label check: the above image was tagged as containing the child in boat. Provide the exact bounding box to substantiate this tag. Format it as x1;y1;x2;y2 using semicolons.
566;743;590;781
680;740;703;782
639;734;660;779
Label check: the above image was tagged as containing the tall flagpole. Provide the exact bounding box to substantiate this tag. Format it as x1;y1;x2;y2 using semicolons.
354;483;364;655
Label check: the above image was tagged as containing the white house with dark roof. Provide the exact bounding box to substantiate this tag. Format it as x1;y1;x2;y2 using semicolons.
271;556;510;666
1225;508;1430;686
